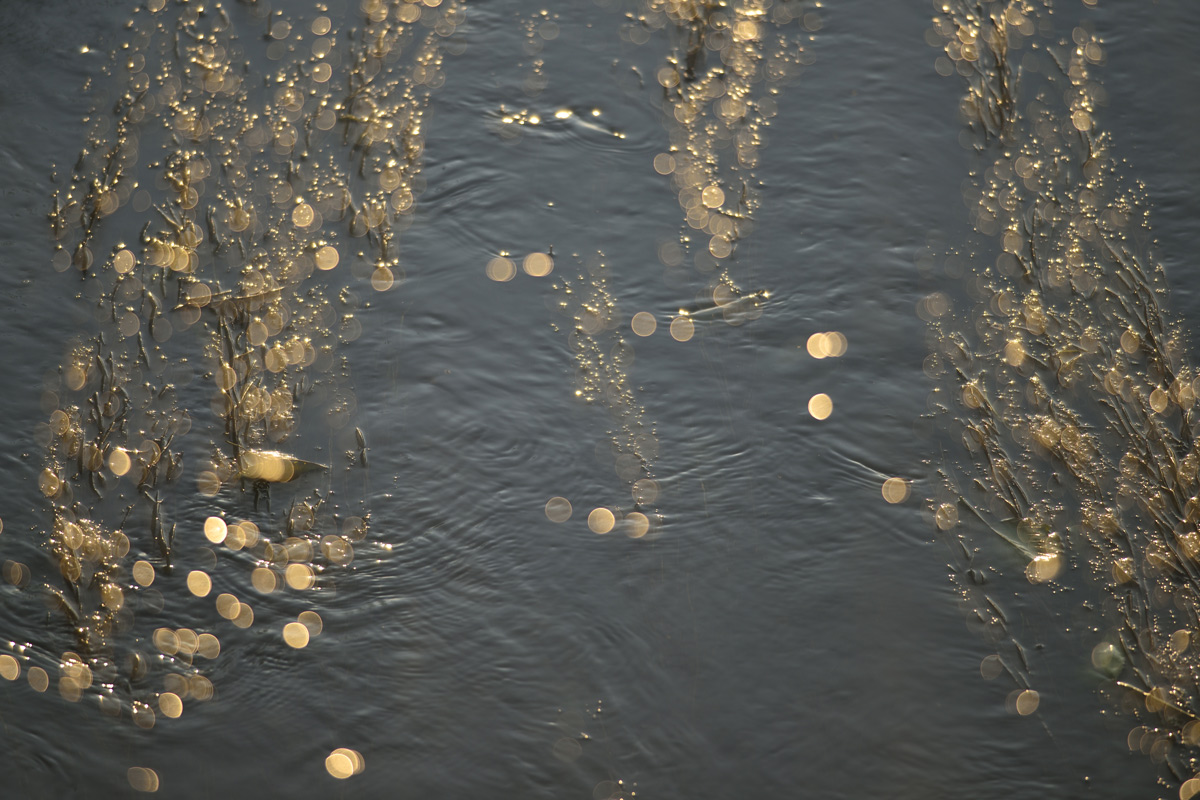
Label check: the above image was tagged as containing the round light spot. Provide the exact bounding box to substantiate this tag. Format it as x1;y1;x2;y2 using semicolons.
215;593;240;620
292;202;315;228
0;654;19;681
326;752;354;780
315;245;339;270
299;610;324;636
1025;553;1062;584
109;448;132;477
631;312;657;337
196;471;221;497
251;567;277;593
545;497;572;523
523;252;553;277
486;257;516;282
231;603;255;629
286;563;315;590
114;249;136;274
159;692;183;719
624;511;650;539
153;628;179;655
371;266;394;292
132;560;155;587
807;393;833;420
127;767;160;793
669;316;694;342
27;666;49;693
186;570;211;597
283;621;310;649
1015;689;1040;716
881;478;909;504
196;633;221;659
935;503;959;531
203;517;227;544
588;507;616;534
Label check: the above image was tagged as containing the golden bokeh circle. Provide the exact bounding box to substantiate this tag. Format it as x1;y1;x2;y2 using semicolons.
669;316;694;342
807;393;832;420
587;507;616;534
881;478;909;504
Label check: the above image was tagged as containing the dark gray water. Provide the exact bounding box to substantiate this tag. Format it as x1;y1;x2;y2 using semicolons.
0;1;1197;798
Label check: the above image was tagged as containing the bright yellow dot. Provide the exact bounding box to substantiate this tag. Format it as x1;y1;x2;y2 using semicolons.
204;517;227;544
292;202;314;228
486;257;516;282
186;570;212;597
327;748;365;778
523;252;553;277
315;245;339;270
588;507;616;534
283;621;311;649
109;448;132;476
807;393;832;420
545;497;572;522
326;752;354;780
806;332;847;358
286;563;315;590
631;312;657;337
132;560;155;586
881;478;909;504
159;692;183;718
669;316;694;342
554;108;573;119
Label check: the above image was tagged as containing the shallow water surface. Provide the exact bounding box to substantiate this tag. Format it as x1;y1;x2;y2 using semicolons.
0;1;1198;798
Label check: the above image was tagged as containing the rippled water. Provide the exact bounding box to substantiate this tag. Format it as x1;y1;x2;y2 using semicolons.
0;1;1197;797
